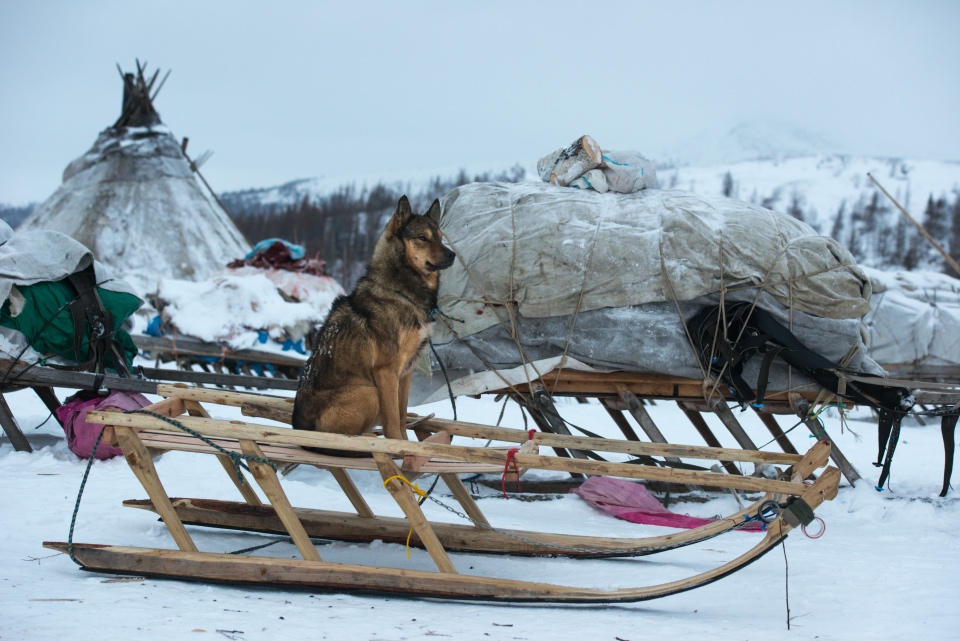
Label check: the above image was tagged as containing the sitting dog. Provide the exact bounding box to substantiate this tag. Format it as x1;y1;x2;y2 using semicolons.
292;196;456;450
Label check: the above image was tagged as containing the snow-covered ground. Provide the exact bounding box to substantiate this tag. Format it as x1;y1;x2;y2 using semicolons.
2;385;958;640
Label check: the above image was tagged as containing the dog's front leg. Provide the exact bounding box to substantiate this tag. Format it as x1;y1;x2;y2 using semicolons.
398;372;412;426
374;367;407;441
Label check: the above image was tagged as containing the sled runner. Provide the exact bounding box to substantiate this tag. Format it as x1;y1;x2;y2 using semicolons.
46;385;840;603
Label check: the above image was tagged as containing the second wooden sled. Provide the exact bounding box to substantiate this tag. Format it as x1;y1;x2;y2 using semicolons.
46;385;841;603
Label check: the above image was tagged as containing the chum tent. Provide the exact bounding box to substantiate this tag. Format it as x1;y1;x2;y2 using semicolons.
19;62;251;291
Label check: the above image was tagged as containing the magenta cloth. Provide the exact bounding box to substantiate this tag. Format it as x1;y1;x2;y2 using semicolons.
54;391;152;459
571;476;763;531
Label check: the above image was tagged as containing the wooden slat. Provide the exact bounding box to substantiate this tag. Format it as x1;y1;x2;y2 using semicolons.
679;406;741;476
183;399;262;506
600;400;643;441
753;409;800;455
616;386;685;466
327;468;375;518
374;453;457;574
402;430;450;472
0;359;159;394
710;401;760;450
133;334;307;368
87;411;821;495
439;473;490;527
114;425;197;552
238;439;320;561
122;490;775;556
0;394;32;452
163;385;806;466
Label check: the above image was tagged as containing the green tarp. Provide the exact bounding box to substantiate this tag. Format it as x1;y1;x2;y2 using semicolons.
0;278;140;367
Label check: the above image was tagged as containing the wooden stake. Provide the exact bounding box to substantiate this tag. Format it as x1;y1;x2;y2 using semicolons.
114;425;197;552
238;439;321;561
374;453;457;574
868;173;960;277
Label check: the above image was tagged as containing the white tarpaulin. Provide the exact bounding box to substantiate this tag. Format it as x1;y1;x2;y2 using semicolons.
410;182;879;405
433;182;871;345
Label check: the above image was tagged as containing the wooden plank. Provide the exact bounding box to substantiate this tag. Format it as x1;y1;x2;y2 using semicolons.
182;399;262;506
526;389;589;462
402;430;450;472
88;411;820;495
122;490;775;557
678;405;740;474
32;386;63;420
710;401;760;450
374;453;457;574
42;528;785;603
113;425;197;551
439;473;490;527
238;439;321;561
138;366;299;391
616;386;685;466
788;439;831;482
158;384;292;411
133;334;306;368
159;385;805;466
803;417;862;486
0;359;158;394
600;400;642;441
753;409;800;455
0;394;32;452
327;468;375;518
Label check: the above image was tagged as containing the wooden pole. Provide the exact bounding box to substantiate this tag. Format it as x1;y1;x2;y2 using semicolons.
868;172;960;277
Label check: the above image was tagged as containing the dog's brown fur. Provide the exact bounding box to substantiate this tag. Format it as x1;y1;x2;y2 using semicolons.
292;196;455;447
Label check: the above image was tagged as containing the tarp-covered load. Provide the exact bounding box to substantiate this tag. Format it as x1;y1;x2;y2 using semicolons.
862;267;960;369
0;220;142;369
413;182;882;404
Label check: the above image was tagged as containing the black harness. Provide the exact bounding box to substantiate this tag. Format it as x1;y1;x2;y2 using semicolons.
688;302;952;493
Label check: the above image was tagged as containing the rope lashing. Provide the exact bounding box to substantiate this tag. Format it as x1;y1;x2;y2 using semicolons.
428;307;465;324
501;448;522;498
382;475;429;558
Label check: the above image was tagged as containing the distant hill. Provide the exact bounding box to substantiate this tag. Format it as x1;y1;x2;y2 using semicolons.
220;152;960;277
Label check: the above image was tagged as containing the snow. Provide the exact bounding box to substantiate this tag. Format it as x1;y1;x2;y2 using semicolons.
3;386;959;640
153;270;343;350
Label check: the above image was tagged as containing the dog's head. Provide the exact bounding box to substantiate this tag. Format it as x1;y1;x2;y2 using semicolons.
387;196;456;276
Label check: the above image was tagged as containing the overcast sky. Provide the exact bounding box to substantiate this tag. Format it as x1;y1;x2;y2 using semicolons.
1;1;958;205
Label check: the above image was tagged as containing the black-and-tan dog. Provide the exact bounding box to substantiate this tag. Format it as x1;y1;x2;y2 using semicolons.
292;196;456;450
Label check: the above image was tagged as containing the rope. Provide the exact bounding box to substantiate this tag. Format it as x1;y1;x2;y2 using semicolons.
501;448;521;498
382;475;429;558
428;339;457;421
124;409;277;481
67;426;107;565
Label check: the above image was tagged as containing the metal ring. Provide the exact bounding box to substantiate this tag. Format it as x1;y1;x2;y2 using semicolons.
758;499;781;523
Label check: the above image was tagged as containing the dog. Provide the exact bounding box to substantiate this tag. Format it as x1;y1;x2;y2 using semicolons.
292;196;456;451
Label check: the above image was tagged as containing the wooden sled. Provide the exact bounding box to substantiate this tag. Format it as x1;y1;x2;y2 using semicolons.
45;385;840;603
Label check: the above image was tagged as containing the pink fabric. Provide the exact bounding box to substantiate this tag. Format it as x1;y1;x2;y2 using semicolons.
54;391;152;460
571;476;763;532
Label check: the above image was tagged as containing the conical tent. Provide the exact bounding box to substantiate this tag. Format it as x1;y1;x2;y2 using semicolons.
19;62;251;290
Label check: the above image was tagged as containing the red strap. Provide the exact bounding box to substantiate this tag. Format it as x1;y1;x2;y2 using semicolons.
527;429;537;441
501;448;521;498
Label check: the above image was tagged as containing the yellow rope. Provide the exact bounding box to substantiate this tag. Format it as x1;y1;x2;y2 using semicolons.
382;475;427;558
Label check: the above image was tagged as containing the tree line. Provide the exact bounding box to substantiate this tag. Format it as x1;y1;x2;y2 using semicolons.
223;165;525;287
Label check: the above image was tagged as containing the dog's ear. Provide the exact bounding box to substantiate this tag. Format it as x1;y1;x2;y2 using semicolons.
387;196;414;237
424;199;441;222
